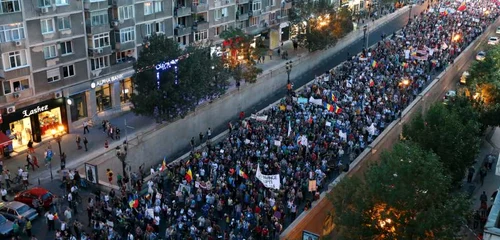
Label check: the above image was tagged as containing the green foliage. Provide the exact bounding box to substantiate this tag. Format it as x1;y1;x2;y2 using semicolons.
402;103;482;184
330;142;470;240
131;34;229;120
289;1;353;52
220;27;264;83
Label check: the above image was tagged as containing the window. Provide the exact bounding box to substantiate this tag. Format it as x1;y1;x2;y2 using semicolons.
116;50;134;63
62;65;75;78
60;41;73;55
2;50;27;70
215;8;227;20
55;0;68;6
252;0;261;11
154;1;163;13
58;16;71;30
194;30;208;42
90;56;109;71
91;10;108;26
144;2;153;15
146;22;164;36
271;0;275;6
41;18;54;34
0;23;24;43
89;0;106;2
118;27;135;43
250;16;258;26
92;33;110;48
3;79;29;94
118;5;134;20
215;25;227;36
46;68;60;83
43;45;57;59
0;0;21;13
39;0;50;7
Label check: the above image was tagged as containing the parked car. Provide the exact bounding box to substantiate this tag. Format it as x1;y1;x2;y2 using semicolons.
14;187;54;208
488;36;499;45
476;51;486;61
0;214;13;237
496;27;500;34
443;90;457;105
0;201;38;221
460;71;469;85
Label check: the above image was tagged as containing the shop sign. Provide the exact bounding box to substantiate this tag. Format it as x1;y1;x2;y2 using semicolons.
155;59;179;71
22;105;49;117
91;73;125;88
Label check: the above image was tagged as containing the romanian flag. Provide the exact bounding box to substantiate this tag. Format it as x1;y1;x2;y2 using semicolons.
161;157;167;171
371;60;377;68
128;199;139;208
402;62;409;68
441;9;448;16
53;213;59;220
331;92;337;102
239;170;249;179
185;168;193;183
324;103;334;112
457;3;466;12
335;105;342;114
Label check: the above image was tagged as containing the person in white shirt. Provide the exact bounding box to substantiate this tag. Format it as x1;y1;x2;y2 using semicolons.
1;188;7;201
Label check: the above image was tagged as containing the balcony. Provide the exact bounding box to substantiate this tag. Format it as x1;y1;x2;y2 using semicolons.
175;6;192;17
237;12;249;21
264;6;271;12
109;0;134;6
0;66;30;81
174;26;192;36
251;10;262;16
211;0;234;8
0;88;34;105
192;3;208;12
83;0;110;11
277;14;288;22
237;0;249;4
109;59;135;73
192;21;209;31
88;46;113;57
114;41;136;52
86;22;112;36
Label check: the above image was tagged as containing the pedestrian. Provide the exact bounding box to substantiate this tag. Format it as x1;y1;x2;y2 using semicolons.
107;169;113;183
480;165;487;186
76;135;82;150
199;132;204;144
27;140;34;153
12;220;20;237
190;137;195;150
481;191;488;208
116;127;121;140
3;170;11;189
25;218;32;237
26;154;35;171
83;137;88;151
46;211;55;231
239;111;245;120
1;187;7;201
207;127;212;139
104;139;109;148
83;120;90;134
60;152;66;170
467;166;475;183
487;154;495;171
32;155;40;169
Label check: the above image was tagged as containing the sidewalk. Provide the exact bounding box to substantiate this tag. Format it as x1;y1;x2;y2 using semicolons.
463;127;500;239
0;5;418;187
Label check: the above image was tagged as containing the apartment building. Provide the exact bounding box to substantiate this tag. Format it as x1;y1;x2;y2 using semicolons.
0;0;290;152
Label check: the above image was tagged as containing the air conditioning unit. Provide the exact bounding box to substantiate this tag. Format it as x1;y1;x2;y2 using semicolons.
15;41;22;46
13;93;20;98
6;106;15;114
111;21;119;27
40;7;49;14
54;91;63;99
98;49;104;53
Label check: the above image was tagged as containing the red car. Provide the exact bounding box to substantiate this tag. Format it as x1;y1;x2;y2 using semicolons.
14;187;55;208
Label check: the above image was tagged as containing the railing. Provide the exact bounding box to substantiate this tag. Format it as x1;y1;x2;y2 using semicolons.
175;27;192;36
175;6;192;17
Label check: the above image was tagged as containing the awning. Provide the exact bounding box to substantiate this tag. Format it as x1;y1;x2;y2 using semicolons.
0;132;12;148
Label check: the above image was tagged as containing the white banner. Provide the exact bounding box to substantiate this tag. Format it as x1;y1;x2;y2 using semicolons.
309;97;323;106
256;165;280;190
250;114;268;121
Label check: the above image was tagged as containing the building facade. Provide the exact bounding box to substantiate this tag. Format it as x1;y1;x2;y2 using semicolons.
0;0;291;151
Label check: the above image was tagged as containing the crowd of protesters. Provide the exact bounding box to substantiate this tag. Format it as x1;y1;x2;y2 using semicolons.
4;1;495;240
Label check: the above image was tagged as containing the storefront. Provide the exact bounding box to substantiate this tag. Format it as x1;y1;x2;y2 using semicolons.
120;78;133;103
1;98;67;150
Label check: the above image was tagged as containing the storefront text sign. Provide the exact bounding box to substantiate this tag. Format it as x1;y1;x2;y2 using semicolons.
91;73;125;88
155;59;179;71
22;105;49;117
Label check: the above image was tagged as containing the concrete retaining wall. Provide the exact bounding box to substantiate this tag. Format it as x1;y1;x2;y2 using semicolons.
279;17;500;240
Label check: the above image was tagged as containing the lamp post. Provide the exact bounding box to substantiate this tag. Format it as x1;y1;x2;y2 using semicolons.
363;25;368;49
285;61;293;84
50;125;65;180
408;4;413;22
116;142;130;190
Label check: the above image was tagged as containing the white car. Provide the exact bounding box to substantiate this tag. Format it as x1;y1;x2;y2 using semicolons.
476;51;486;61
496;27;500;34
443;90;457;105
488;37;499;45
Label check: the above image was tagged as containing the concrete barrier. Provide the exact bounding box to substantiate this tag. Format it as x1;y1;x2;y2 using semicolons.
279;15;500;240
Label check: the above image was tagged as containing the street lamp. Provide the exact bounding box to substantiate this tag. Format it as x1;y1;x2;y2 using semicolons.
50;125;65;180
116;141;130;190
285;61;293;84
408;4;413;22
363;25;369;49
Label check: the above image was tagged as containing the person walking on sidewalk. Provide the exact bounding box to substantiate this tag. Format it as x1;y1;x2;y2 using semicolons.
27;140;35;153
1;187;7;201
467;166;475;183
106;169;113;184
83;137;88;151
199;132;204;144
76;135;82;150
480;165;487;186
190;137;195;151
26;154;35;171
83;120;90;134
32;155;40;169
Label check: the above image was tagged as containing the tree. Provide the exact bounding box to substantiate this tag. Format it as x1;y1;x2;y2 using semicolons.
131;34;229;120
289;0;353;52
220;27;263;83
402;103;482;184
330;142;470;240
